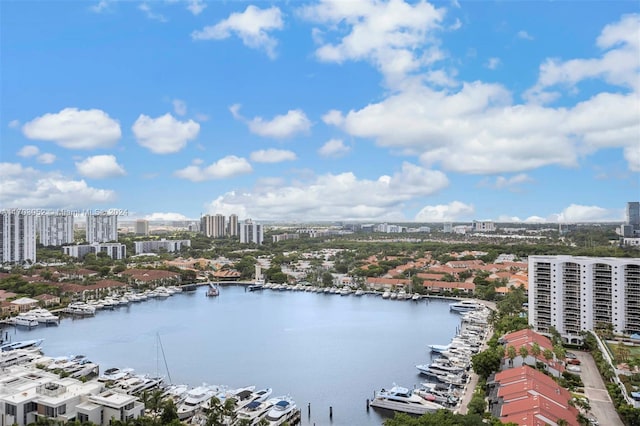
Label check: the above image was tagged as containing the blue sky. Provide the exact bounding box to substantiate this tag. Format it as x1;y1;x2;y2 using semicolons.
1;0;638;223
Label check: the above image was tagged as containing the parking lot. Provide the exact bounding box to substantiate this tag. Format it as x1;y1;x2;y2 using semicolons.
574;350;624;426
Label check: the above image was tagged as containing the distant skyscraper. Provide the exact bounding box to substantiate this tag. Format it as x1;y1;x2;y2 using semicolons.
135;219;149;236
38;214;74;246
627;202;640;228
212;214;226;238
86;214;118;243
0;211;36;264
239;219;263;245
227;214;239;237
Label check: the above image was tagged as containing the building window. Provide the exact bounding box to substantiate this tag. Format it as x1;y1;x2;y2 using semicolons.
6;404;16;416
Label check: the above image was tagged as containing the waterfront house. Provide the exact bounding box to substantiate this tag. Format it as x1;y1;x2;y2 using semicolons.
10;297;39;312
121;269;181;287
365;277;411;290
421;280;475;294
0;301;19;316
76;390;145;425
35;294;61;307
0;289;18;301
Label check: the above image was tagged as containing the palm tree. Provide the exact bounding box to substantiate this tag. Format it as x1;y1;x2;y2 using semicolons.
519;346;529;364
543;349;554;362
507;345;517;367
205;396;224;426
531;342;541;359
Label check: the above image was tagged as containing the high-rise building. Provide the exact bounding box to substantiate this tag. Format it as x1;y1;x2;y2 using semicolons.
627;202;640;228
239;219;263;245
227;214;239;237
38;214;74;246
0;211;37;264
86;214;118;243
135;219;149;236
528;255;640;344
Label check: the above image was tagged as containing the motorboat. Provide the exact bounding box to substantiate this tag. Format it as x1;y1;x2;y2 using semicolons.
264;395;296;423
177;386;218;419
26;308;59;325
98;367;135;382
249;280;265;291
449;300;483;313
354;289;364;296
382;290;390;299
412;293;421;301
428;344;450;354
12;313;39;328
65;302;96;316
339;286;352;296
234;399;274;425
254;387;273;403
0;338;44;352
369;385;445;415
206;283;220;297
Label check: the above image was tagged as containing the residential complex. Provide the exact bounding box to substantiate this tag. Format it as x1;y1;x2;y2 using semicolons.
0;211;36;264
134;219;149;236
86;214;118;243
239;219;263;245
201;214;228;238
528;255;640;344
227;213;239;237
0;365;144;426
63;243;127;260
38;214;74;246
134;239;191;254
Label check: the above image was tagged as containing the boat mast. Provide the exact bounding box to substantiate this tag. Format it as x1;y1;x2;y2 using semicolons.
157;333;173;384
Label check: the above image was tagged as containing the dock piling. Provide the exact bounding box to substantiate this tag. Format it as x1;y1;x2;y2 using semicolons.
329;406;333;419
308;402;311;417
366;399;369;411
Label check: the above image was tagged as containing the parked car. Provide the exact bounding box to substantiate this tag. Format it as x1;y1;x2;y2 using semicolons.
567;358;581;365
567;365;581;373
566;352;577;359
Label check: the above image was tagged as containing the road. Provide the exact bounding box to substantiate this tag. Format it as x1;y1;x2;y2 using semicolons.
575;350;624;426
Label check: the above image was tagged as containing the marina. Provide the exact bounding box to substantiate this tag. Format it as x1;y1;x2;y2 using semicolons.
2;285;481;425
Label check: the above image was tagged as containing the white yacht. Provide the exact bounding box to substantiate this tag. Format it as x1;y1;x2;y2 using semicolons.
12;313;39;328
449;300;483;313
177;386;218;419
369;385;445;415
26;308;59;325
234;399;274;425
66;302;96;316
354;289;364;296
264;395;296;424
382;290;391;299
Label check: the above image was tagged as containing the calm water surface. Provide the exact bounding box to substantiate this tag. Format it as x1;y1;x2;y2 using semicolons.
8;286;464;425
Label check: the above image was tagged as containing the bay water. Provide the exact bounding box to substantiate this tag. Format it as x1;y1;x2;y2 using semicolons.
6;286;464;425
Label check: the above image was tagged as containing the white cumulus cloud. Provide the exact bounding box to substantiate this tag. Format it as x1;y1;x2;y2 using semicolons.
206;162;448;221
22;108;121;149
186;0;206;15
132;113;200;154
232;105;312;139
550;204;621;222
299;0;446;87
144;212;191;221
318;138;350;158
36;153;56;164
174;155;253;182
0;162;116;208
75;155;126;179
191;5;284;59
414;201;474;222
250;149;297;163
17;145;40;157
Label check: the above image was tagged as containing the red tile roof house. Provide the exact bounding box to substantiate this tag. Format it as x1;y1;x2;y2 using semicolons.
500;329;565;377
58;279;128;298
365;277;411;290
35;293;61;307
488;366;580;426
421;280;475;294
121;269;181;287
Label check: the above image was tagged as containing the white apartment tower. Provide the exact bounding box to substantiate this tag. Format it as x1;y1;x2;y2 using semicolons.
86;214;118;243
627;202;640;228
135;219;149;236
239;219;263;245
228;214;239;237
529;255;640;344
0;211;37;264
38;214;74;246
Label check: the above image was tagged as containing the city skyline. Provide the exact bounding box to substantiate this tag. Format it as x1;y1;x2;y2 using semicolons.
1;1;638;223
